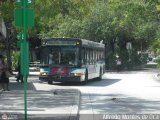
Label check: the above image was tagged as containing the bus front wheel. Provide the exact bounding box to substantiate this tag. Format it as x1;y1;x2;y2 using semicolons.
82;70;88;85
48;79;53;84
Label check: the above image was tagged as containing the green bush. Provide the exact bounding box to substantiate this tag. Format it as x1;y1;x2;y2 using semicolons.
155;58;160;68
11;51;20;70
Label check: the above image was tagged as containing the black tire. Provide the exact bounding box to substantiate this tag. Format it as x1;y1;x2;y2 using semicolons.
97;68;102;80
48;80;53;84
82;70;88;85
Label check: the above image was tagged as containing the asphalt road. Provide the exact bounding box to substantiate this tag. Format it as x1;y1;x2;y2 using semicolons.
10;68;160;120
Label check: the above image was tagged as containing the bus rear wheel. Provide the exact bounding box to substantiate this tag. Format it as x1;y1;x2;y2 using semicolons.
98;68;102;80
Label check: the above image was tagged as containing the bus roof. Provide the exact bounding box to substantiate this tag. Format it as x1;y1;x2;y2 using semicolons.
42;38;105;49
81;39;105;49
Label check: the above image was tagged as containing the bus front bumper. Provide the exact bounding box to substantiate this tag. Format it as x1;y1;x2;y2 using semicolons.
39;75;81;82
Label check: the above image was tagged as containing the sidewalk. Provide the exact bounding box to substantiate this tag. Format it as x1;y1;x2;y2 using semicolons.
0;82;81;120
13;71;40;76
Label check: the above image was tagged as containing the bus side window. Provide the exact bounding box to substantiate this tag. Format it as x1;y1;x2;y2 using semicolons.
89;49;91;64
87;48;89;64
98;50;100;61
85;48;87;64
82;48;87;65
91;49;93;64
91;49;94;64
93;50;96;64
89;49;92;64
82;48;85;65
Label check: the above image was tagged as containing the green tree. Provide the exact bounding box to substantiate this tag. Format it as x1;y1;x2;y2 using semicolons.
33;0;95;38
0;0;159;70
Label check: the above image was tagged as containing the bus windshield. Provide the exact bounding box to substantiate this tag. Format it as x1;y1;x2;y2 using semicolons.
40;46;79;66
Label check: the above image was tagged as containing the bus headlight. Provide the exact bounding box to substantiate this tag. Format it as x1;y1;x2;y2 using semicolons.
40;72;48;76
74;73;84;76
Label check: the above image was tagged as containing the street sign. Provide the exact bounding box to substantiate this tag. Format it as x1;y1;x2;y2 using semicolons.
16;0;31;5
17;32;24;40
14;8;34;27
126;42;132;50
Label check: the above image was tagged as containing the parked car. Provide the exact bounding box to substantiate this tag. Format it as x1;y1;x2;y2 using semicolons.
153;56;160;63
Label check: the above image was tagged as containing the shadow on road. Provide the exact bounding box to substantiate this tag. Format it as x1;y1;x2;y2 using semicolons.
81;93;160;114
8;82;36;90
50;78;121;87
86;78;121;87
0;89;79;120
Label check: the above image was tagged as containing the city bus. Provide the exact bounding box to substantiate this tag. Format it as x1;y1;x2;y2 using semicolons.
39;38;105;84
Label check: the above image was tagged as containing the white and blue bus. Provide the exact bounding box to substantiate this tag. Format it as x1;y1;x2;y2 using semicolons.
39;38;105;84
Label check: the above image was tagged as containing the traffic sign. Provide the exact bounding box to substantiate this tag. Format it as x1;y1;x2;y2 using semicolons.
17;32;24;40
16;0;31;5
14;8;34;27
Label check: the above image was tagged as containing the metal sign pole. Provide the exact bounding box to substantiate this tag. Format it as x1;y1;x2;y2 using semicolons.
15;0;34;119
22;0;28;119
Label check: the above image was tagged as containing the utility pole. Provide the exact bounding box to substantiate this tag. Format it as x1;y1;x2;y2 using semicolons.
14;0;34;119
